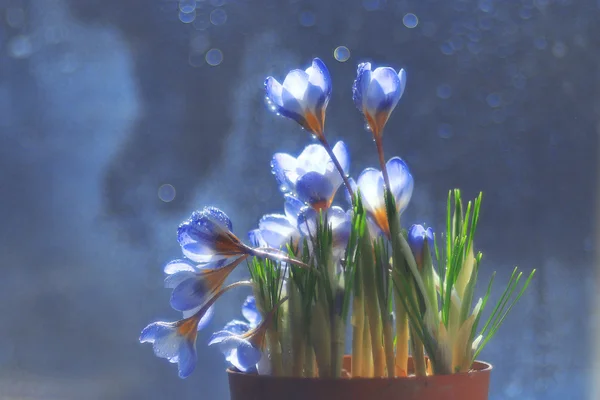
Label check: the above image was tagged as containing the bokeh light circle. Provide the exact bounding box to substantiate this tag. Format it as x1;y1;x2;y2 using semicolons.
403;13;418;28
206;48;223;66
334;46;350;62
158;184;176;202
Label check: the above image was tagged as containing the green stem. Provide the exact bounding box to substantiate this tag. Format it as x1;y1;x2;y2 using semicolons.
411;330;427;376
351;294;365;377
311;302;332;377
266;329;284;376
394;293;410;377
382;318;395;377
304;344;315;377
330;314;344;377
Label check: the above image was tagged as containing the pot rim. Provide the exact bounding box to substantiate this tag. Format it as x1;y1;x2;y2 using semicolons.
227;359;493;381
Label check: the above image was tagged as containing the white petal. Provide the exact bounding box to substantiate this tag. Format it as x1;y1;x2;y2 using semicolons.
332;141;350;175
356;168;384;215
297;144;329;175
282;69;309;101
265;77;284;107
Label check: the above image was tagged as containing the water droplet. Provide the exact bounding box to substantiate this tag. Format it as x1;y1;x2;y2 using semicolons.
8;35;33;59
206;48;223;66
311;134;318;140
403;13;418;28
436;84;452;99
279;185;289;192
333;46;350;62
158;184;176;202
210;8;227;25
299;11;316;27
486;93;501;108
364;123;371;131
179;0;197;13
179;9;196;23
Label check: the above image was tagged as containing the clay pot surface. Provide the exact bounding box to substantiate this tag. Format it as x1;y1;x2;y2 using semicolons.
228;355;492;400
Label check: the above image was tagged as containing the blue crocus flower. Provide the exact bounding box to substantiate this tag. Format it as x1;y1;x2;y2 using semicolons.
271;141;350;210
407;224;435;269
356;157;413;236
249;195;303;251
265;58;332;139
297;205;352;259
177;207;247;264
139;304;214;379
209;296;265;373
164;257;248;313
353;62;407;138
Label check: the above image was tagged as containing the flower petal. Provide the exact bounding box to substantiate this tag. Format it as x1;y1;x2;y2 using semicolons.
297;144;329;175
332;141;350;175
170;277;208;311
282;69;310;101
386;157;413;214
284;194;305;222
223;320;251;335
295;171;335;209
271;152;298;191
304;58;331;111
165;270;197;289
242;296;262;327
197;304;214;331
140;320;198;379
164;259;196;275
248;229;267;248
264;76;284;107
356;168;384;215
258;214;298;249
352;62;372;111
297;206;318;238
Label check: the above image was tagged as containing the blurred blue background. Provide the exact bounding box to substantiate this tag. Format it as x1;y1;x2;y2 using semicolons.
0;0;595;398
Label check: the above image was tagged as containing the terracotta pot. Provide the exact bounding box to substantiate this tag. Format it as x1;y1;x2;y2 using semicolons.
228;356;492;400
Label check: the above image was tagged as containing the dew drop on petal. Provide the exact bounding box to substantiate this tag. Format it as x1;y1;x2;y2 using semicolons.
333;46;350;62
403;13;418;28
206;48;223;66
159;184;176;202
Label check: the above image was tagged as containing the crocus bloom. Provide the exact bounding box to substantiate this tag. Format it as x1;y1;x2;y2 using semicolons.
297;205;351;259
265;58;332;139
356;157;413;236
164;257;247;313
177;207;246;264
353;62;407;138
139;303;214;378
407;224;434;268
209;296;266;372
271;141;350;210
248;195;303;250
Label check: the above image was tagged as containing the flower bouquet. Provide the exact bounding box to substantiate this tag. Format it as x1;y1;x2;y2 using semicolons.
140;58;535;400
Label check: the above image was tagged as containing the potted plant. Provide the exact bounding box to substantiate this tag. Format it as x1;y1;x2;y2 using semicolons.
140;58;535;400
